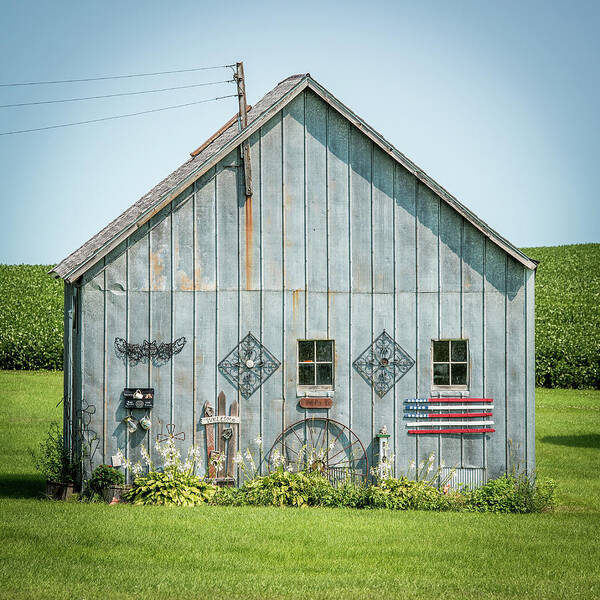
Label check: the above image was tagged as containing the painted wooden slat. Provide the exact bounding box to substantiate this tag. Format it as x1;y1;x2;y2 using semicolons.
460;222;486;468
404;404;494;411
326;107;349;294
349;124;373;470
260;111;284;473
410;428;495;435
81;271;105;476
416;181;440;472
149;214;172;465
371;146;395;464
172;197;194;454
506;256;526;473
404;412;493;419
325;106;350;430
104;251;127;468
484;241;507;478
239;132;262;292
406;421;494;427
526;268;536;475
439;202;463;475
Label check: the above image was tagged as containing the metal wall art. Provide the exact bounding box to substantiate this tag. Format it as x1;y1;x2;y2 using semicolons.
353;330;415;398
218;332;281;398
114;337;186;365
157;423;185;443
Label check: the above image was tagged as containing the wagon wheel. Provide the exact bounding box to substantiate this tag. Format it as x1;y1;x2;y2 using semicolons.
265;418;368;484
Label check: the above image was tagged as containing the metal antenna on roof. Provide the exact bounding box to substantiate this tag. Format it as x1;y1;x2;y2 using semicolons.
234;62;253;197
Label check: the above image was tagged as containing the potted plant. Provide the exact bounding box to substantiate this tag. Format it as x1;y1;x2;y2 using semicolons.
32;422;79;500
87;464;126;503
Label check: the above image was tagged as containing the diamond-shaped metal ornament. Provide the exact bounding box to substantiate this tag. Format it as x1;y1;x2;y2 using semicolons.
353;330;415;398
218;332;281;399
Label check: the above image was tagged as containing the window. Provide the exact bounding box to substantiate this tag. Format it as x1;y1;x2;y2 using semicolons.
432;339;469;389
298;340;334;388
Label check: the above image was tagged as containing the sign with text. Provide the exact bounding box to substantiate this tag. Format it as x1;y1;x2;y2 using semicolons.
201;415;241;425
299;397;333;409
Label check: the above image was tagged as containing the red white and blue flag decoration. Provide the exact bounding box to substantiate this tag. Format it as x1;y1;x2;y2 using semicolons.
404;398;495;435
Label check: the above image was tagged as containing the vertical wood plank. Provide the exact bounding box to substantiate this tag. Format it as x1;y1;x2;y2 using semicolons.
526;268;536;474
172;197;194;453
260;112;284;471
484;241;507;478
149;214;172;464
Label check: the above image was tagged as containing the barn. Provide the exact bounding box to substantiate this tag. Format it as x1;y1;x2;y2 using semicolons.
51;73;537;487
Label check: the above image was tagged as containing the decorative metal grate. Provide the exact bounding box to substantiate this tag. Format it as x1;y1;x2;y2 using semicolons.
353;330;415;397
218;332;281;399
114;337;186;365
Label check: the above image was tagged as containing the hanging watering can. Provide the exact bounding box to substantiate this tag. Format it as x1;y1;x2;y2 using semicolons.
139;416;151;431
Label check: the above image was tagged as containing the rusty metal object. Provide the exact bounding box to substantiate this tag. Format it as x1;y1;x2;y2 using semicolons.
265;418;368;484
299;397;333;409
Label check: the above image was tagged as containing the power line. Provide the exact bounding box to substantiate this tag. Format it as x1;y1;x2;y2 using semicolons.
0;79;235;108
0;64;236;87
0;94;238;136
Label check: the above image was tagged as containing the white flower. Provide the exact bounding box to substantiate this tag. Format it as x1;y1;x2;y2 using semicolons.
254;435;263;447
132;462;143;476
233;451;243;464
286;464;294;472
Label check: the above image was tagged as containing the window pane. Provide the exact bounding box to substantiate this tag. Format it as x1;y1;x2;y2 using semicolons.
433;340;449;362
298;341;314;363
451;363;468;386
451;340;467;362
316;340;332;362
299;364;315;385
316;363;333;386
433;363;450;386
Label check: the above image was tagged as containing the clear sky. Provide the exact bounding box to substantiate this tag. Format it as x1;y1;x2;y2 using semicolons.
1;0;598;265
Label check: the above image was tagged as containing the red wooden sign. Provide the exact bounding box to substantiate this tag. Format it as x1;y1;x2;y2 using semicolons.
299;397;333;409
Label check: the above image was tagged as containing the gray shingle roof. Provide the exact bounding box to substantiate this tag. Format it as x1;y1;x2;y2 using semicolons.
51;72;535;281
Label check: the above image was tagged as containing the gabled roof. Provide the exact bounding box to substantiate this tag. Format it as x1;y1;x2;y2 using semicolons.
51;73;536;282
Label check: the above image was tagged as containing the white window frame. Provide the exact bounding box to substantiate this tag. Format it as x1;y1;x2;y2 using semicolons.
431;339;470;391
297;339;335;394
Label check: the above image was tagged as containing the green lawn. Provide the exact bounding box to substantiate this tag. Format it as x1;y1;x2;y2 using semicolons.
0;371;599;599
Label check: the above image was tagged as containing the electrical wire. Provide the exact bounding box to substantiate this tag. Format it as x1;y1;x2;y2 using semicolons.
0;79;235;108
0;64;236;87
0;94;238;136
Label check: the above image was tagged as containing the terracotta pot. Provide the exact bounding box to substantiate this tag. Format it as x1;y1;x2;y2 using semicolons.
46;481;75;501
102;485;130;504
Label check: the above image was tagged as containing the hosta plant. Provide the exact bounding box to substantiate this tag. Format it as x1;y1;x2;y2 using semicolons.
120;437;216;506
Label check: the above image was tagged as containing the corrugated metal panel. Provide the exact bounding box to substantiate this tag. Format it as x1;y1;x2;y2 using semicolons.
441;466;487;490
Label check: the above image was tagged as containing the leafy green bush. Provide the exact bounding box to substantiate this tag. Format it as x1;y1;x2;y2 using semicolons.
125;470;217;506
0;265;63;370
364;477;455;511
521;243;600;389
464;474;557;513
86;464;125;496
31;422;78;483
240;468;334;507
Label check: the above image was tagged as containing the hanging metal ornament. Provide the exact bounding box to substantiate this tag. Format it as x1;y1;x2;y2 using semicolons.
353;330;415;397
156;423;185;443
218;332;281;398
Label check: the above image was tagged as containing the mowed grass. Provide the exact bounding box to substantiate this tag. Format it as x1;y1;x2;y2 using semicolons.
0;371;599;600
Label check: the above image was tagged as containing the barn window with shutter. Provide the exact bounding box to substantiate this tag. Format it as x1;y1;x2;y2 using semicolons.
431;339;469;390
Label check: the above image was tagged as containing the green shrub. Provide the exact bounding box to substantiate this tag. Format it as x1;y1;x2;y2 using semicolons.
240;468;334;507
31;422;78;483
125;470;217;506
86;464;125;496
0;265;63;370
464;474;557;513
366;477;453;511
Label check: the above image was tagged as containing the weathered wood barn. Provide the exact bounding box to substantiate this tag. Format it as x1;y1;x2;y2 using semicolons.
51;73;537;487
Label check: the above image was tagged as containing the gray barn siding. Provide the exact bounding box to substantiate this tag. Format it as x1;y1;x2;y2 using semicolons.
73;89;532;480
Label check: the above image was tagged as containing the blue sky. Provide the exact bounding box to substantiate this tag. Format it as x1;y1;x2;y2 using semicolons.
1;0;598;264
